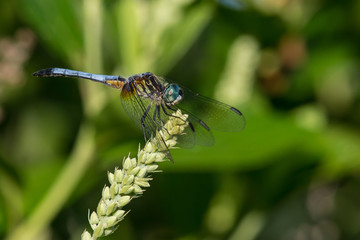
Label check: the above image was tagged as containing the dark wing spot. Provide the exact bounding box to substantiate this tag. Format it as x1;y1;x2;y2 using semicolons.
199;120;210;131
188;122;195;132
230;107;243;116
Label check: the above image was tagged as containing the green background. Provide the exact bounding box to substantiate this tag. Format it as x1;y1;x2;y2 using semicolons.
1;0;360;239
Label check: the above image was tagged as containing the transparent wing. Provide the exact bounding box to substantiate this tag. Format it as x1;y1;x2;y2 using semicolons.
164;104;214;147
176;85;246;132
157;78;216;146
120;86;157;140
120;84;173;161
158;104;196;148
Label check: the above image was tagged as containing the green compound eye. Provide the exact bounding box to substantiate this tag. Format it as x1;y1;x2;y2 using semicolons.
164;84;183;105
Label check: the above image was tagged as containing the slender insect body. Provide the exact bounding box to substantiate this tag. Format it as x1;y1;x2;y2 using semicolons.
33;67;246;161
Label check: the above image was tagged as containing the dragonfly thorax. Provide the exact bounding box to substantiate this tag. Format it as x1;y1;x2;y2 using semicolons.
163;84;183;106
127;72;166;101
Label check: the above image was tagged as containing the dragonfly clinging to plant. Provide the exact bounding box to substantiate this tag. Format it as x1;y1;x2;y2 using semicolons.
33;68;246;161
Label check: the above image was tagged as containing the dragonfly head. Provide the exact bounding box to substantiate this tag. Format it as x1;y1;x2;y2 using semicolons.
164;84;183;105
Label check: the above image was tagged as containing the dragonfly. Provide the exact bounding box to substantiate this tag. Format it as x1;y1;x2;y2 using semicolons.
33;68;246;161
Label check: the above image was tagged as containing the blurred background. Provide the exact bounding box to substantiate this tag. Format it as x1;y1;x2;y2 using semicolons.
1;0;360;239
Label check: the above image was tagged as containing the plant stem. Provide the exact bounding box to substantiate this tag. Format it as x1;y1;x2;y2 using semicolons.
6;122;96;240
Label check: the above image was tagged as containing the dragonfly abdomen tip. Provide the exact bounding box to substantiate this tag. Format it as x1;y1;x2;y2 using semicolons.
32;68;55;77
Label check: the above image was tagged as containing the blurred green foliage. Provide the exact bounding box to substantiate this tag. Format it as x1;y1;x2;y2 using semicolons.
1;0;360;239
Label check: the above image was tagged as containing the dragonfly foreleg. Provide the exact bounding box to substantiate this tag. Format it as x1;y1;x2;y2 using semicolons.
153;105;171;136
162;104;187;124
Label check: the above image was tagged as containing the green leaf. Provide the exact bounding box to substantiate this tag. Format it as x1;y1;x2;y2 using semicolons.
20;0;83;67
155;1;214;74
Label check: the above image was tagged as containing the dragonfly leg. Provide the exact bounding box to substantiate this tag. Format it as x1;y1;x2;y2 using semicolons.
162;104;187;124
156;105;166;125
164;105;195;132
153;105;166;129
154;105;171;136
140;102;153;140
